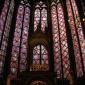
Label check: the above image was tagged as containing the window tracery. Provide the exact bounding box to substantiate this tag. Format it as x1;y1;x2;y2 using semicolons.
33;45;48;65
34;1;47;32
51;1;70;78
10;1;30;76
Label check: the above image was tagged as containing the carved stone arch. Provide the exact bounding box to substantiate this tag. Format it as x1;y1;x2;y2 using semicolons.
27;76;51;85
29;30;50;58
28;30;50;71
30;80;48;85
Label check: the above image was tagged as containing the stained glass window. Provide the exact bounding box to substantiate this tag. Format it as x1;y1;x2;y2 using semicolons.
66;0;84;77
0;0;14;75
70;0;85;73
41;8;47;32
34;1;47;32
20;5;30;72
10;2;30;76
10;4;24;76
51;2;62;78
51;1;70;79
34;9;40;31
33;45;48;64
57;2;70;79
0;0;10;42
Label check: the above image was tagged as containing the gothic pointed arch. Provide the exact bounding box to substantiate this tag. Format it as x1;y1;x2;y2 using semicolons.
51;0;71;79
10;0;30;77
34;1;47;32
